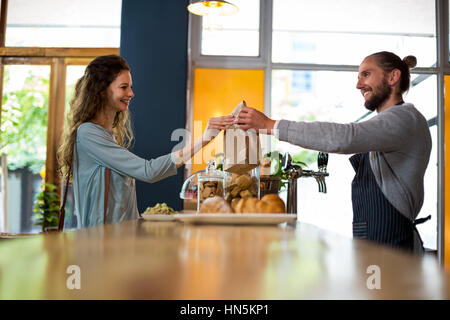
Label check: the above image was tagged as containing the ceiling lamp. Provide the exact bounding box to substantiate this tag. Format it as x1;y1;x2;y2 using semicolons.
187;0;239;16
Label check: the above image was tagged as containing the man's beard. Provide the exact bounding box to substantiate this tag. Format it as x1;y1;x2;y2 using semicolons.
364;79;392;111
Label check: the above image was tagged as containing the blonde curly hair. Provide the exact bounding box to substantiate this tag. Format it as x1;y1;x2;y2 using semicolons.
58;55;134;183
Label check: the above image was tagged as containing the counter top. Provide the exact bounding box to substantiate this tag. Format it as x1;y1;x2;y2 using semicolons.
0;218;449;299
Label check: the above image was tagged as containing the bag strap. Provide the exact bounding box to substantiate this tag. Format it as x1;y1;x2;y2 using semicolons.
58;172;71;232
104;168;111;224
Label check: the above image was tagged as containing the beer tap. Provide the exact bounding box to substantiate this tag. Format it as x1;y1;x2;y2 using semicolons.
282;153;302;214
282;152;329;214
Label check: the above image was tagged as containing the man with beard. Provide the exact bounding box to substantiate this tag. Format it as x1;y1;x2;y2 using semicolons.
235;51;432;254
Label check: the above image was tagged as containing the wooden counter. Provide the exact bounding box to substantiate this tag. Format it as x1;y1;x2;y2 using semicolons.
0;218;449;299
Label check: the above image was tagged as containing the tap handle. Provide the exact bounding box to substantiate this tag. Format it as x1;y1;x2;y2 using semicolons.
318;152;329;172
282;153;292;171
323;153;329;169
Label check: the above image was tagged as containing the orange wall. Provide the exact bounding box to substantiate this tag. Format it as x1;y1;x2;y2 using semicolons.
445;76;450;270
191;68;264;174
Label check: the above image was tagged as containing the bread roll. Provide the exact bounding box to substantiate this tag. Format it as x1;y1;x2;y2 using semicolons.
255;201;276;214
231;198;241;211
235;194;286;214
234;197;259;213
260;194;286;213
256;199;285;214
218;194;286;214
199;196;233;213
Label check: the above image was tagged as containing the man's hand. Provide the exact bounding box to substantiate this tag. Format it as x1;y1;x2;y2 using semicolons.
235;106;276;134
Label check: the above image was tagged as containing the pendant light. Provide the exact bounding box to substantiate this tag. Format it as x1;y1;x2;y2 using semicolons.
187;0;239;16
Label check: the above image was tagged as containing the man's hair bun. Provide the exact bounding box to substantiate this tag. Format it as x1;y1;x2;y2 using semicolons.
403;55;417;69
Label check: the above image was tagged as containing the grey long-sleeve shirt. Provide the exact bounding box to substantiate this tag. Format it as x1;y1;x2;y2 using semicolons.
276;103;432;222
73;122;177;228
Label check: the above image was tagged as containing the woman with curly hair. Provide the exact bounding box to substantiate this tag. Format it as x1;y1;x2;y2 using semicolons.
58;55;232;228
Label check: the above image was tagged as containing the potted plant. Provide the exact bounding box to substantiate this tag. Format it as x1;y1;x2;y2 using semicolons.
33;182;60;233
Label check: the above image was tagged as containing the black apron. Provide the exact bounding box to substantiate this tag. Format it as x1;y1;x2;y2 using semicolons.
350;152;429;252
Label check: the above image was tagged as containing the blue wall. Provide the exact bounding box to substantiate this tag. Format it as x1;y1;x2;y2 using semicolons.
120;1;188;212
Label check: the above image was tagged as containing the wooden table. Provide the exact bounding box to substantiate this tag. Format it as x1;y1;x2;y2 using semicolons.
0;218;449;299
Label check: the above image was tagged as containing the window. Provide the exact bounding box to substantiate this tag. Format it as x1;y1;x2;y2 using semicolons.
272;0;436;67
1;64;50;233
271;70;361;236
200;0;260;56
6;0;122;47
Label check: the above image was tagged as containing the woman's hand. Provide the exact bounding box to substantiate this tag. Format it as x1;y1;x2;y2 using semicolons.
235;106;276;134
174;115;234;168
202;115;235;142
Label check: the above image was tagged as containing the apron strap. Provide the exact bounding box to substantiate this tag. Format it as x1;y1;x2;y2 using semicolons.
414;215;431;226
412;215;431;252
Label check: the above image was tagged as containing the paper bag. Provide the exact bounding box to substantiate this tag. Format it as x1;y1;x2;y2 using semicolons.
223;101;262;175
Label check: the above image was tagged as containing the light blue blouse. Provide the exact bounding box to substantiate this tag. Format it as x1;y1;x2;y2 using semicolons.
73;122;177;228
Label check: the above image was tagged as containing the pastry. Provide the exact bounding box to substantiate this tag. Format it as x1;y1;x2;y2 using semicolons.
239;189;253;198
260;194;286;213
255;201;276;214
231;198;240;211
199;196;233;213
225;172;259;205
234;194;286;214
236;174;252;190
234;197;259;213
199;180;223;202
